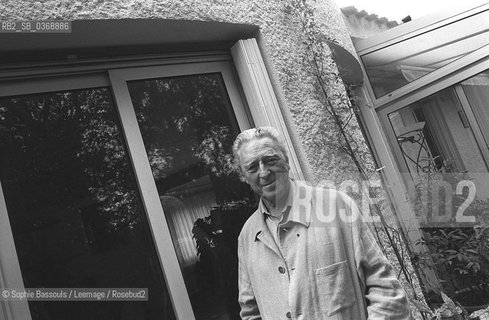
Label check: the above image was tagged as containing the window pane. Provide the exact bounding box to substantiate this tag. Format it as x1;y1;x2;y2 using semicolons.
0;88;175;320
362;9;489;98
128;73;256;320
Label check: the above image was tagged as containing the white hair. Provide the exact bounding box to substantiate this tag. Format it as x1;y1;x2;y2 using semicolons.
232;127;289;173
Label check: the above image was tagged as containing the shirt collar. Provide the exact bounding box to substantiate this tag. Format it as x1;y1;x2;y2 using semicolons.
258;179;293;217
258;179;312;228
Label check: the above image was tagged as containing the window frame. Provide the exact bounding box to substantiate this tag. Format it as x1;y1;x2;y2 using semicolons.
109;60;251;320
0;41;306;320
354;6;489;287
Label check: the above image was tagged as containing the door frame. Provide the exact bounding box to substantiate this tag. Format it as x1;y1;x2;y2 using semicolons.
0;59;250;320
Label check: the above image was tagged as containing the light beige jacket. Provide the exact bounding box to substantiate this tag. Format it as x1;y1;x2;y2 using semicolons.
238;180;411;320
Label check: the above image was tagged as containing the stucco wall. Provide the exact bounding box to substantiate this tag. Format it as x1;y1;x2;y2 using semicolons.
0;0;364;185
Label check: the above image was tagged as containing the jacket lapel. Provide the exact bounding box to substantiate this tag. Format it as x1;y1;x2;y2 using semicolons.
254;218;282;257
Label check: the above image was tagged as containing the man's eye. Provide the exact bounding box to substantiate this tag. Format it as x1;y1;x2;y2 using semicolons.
247;164;258;172
264;158;278;165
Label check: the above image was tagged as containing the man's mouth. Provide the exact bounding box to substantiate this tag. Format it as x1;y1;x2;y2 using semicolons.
261;180;275;187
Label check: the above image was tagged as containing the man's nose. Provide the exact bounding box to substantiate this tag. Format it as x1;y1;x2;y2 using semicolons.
258;161;270;177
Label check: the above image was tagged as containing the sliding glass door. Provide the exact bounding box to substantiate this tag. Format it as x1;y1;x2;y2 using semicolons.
0;60;255;320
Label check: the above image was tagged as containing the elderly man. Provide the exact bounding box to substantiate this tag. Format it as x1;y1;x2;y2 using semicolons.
233;127;411;320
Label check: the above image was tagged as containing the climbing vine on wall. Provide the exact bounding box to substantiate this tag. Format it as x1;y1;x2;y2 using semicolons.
284;0;372;177
284;0;428;318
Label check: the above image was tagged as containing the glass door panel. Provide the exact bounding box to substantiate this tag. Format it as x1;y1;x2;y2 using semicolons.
384;74;489;306
0;88;175;320
126;73;256;320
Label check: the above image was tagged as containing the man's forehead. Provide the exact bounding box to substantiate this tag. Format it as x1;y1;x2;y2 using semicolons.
239;137;284;163
241;137;280;152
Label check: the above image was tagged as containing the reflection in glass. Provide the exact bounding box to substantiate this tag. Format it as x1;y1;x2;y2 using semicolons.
362;9;489;98
128;73;256;320
0;88;175;320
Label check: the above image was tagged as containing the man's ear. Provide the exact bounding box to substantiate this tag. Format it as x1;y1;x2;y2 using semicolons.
283;160;291;172
282;153;290;170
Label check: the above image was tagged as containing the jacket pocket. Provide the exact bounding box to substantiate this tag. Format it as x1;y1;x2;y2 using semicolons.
314;260;355;316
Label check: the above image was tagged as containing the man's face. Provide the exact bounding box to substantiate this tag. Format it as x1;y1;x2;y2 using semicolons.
237;137;290;206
